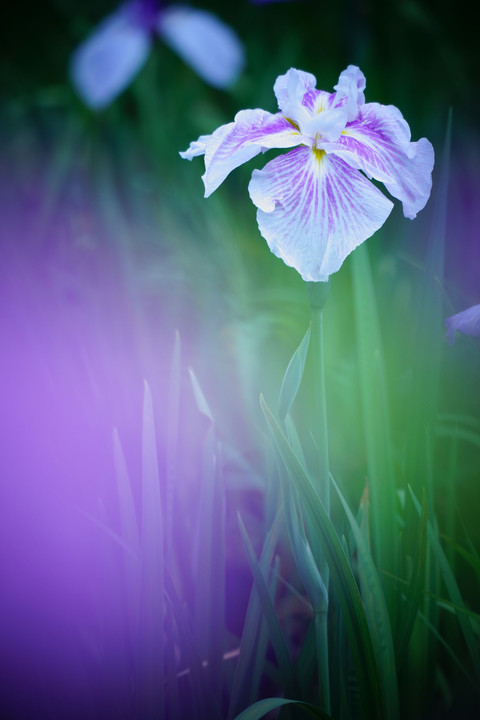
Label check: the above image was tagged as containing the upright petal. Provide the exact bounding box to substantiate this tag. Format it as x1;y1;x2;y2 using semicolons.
248;147;393;281
273;68;317;126
321;102;434;218
197;109;305;196
333;65;366;121
445;304;480;345
302;105;348;142
157;7;244;88
69;1;152;109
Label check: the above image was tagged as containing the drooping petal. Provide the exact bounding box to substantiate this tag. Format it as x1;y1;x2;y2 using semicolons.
179;134;211;160
321;102;434;218
157;7;244;88
445;304;480;345
191;109;305;196
69;1;152;110
333;65;366;121
248;146;393;282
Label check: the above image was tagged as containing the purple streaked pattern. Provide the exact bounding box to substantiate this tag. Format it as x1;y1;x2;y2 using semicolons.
70;1;245;109
181;66;435;282
249;147;393;281
445;304;480;345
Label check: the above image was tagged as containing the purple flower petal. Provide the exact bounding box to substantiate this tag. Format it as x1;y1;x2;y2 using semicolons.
157;6;244;88
248;146;393;281
273;68;318;127
181;109;305;196
321;102;435;219
70;1;152;109
181;63;434;281
333;65;366;121
445;304;480;345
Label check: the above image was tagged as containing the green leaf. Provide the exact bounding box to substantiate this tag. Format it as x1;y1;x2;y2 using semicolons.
417;609;478;693
228;512;283;719
237;513;297;694
396;489;428;669
351;243;397;584
260;394;383;720
278;325;311;421
409;485;480;679
233;697;333;720
428;594;480;630
332;476;399;720
441;535;480;582
282;476;327;613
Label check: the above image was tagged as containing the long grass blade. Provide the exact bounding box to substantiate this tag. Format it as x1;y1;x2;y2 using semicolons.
351;243;397;585
278;324;311;421
332;476;399;720
260;395;383;720
233;696;333;720
228;511;283;719
138;380;164;719
395;489;428;670
409;485;480;679
237;513;297;695
188;367;225;718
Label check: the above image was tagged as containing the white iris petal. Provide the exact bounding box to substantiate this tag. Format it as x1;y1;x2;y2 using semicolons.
158;7;244;88
180;64;434;282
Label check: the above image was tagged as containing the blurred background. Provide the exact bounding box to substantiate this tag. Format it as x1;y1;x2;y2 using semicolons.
0;1;479;718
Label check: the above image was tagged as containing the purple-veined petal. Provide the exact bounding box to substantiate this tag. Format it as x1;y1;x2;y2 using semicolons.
194;109;305;196
445;304;480;345
333;65;366;121
69;1;152;110
273;68;317;126
248;146;393;281
157;6;244;88
302;105;348;142
321;102;434;218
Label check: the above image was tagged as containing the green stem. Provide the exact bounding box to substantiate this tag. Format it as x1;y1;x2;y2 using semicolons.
306;280;330;712
306;281;330;513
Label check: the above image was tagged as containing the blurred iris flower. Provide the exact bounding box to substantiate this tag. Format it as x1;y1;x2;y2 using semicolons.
70;0;245;109
445;304;480;345
181;66;434;281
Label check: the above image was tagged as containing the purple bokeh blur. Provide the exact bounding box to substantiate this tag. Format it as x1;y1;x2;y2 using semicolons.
0;164;263;717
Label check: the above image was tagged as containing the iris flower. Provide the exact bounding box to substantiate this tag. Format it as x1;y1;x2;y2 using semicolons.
181;66;434;281
70;0;244;109
445;304;480;345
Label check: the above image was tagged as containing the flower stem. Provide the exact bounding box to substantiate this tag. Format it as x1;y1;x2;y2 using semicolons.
306;281;330;513
306;280;330;712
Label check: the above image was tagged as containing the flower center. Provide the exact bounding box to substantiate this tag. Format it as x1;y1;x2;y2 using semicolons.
312;147;325;163
284;116;300;131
